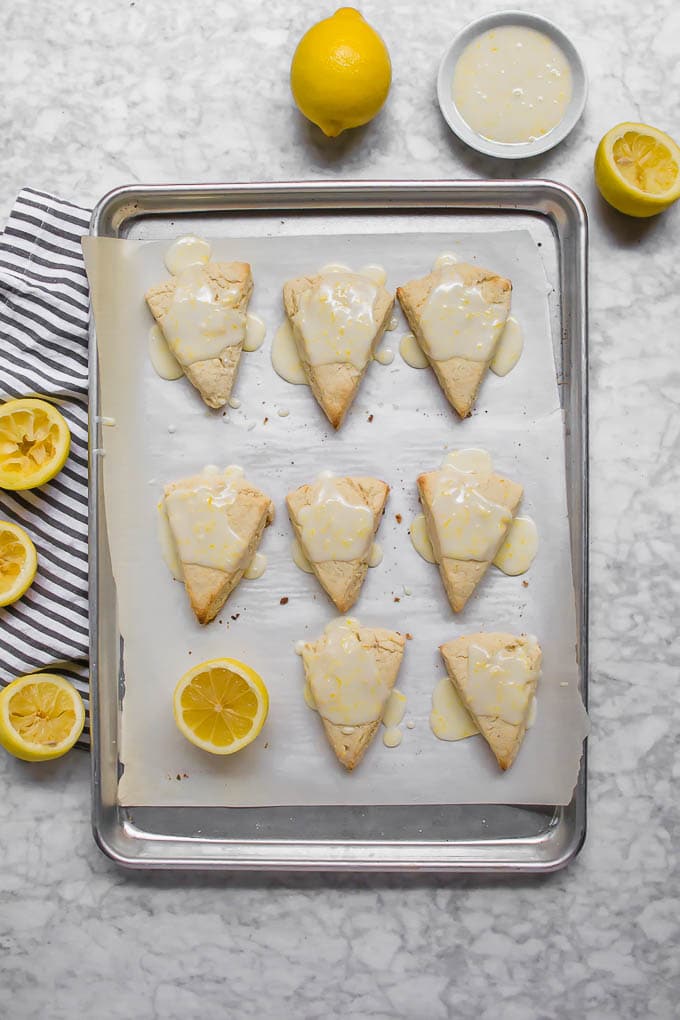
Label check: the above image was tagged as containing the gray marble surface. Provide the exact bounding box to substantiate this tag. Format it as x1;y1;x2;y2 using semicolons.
1;0;678;1016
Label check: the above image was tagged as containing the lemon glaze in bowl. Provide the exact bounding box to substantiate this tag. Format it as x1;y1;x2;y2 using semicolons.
437;10;587;159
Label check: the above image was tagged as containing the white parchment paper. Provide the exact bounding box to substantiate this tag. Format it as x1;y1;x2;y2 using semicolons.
83;229;588;807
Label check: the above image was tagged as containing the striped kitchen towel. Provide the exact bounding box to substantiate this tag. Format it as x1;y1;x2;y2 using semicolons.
0;188;91;743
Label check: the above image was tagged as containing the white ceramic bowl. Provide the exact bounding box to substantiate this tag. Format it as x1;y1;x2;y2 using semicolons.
437;10;587;159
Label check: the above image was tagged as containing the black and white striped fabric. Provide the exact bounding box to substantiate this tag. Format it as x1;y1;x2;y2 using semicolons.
0;188;91;743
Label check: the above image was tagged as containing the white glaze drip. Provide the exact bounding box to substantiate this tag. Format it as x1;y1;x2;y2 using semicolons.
490;316;524;376
493;515;538;575
399;333;429;369
164;235;211;275
244;551;267;580
430;676;479;741
148;324;183;380
272;320;307;385
243;313;266;352
409;514;436;564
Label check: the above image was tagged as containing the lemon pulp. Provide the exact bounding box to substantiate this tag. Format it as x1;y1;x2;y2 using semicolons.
174;658;269;755
0;398;71;490
9;682;78;745
594;122;680;217
0;674;85;761
180;667;259;746
613;131;678;193
0;521;37;607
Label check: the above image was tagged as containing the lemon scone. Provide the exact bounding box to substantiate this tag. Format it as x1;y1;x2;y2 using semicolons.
417;448;523;612
286;472;389;612
283;269;394;428
298;617;405;770
161;465;274;624
146;261;253;409
440;632;541;770
397;262;511;417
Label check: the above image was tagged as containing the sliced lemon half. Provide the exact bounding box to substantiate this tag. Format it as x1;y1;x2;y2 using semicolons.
173;658;269;755
595;122;680;217
0;673;85;761
0;397;71;490
0;520;38;607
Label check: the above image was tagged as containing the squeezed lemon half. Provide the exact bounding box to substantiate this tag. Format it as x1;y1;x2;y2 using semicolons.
0;398;71;490
173;658;269;755
0;521;38;607
595;122;680;217
0;673;85;761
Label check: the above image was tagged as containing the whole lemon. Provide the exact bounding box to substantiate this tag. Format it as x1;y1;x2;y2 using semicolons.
290;7;391;138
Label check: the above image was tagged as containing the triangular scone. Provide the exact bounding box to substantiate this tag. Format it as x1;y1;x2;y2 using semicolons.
397;264;511;417
283;273;394;428
286;476;389;612
146;262;252;409
300;620;406;770
440;632;541;770
417;468;523;612
163;469;273;625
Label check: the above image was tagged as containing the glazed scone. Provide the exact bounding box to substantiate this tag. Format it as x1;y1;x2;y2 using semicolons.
287;473;389;612
397;262;511;417
162;466;274;624
417;454;523;612
440;632;541;770
283;271;394;428
146;261;253;409
299;617;406;771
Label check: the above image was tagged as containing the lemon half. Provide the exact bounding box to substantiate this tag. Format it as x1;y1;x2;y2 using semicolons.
0;398;71;490
595;122;680;218
173;658;269;755
0;521;38;607
290;7;391;137
0;674;85;761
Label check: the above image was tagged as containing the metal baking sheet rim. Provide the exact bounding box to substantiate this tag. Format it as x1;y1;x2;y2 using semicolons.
88;180;588;872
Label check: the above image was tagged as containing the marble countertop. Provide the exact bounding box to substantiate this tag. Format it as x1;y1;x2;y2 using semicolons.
1;0;678;1016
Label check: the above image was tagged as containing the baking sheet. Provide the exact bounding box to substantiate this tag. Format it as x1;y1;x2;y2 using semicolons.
83;229;588;807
